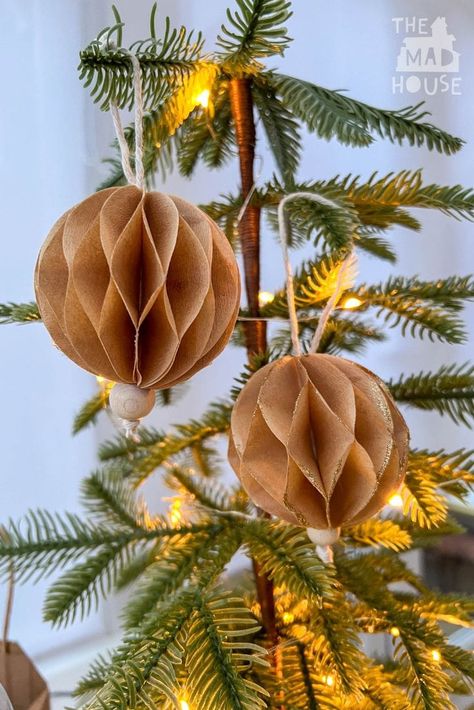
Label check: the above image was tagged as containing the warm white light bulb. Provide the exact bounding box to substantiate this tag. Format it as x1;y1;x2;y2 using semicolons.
169;500;182;527
340;296;363;310
388;493;403;508
195;89;210;108
432;649;441;662
180;700;190;710
258;290;275;307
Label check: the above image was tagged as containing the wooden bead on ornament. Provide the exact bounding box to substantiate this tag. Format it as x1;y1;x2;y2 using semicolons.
34;186;241;397
109;384;156;421
228;354;409;532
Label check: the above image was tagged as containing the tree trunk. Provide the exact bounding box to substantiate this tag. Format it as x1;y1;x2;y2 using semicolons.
228;78;266;355
229;77;278;649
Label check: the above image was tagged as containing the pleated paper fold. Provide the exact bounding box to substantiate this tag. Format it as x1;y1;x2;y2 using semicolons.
228;354;409;529
35;186;240;388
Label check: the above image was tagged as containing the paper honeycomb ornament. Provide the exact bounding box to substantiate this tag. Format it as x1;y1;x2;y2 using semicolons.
0;642;50;710
228;354;409;533
35;186;240;398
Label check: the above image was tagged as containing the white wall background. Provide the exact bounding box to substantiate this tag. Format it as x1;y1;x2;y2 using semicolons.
0;0;473;681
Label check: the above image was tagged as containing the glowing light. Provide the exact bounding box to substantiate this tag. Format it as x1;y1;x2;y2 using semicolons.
388;493;403;508
390;626;400;637
432;649;441;662
340;295;363;310
195;89;210;108
323;674;335;687
282;612;294;624
180;701;190;710
169;499;182;527
258;290;275;308
96;375;106;384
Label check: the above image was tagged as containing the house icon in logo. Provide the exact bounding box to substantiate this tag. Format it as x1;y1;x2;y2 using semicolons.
396;17;460;73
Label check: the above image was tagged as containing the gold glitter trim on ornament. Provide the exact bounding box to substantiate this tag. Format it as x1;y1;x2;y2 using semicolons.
376;440;393;480
283;493;309;526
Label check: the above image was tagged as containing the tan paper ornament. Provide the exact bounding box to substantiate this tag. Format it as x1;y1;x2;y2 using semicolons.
0;642;50;710
34;186;240;396
228;354;409;533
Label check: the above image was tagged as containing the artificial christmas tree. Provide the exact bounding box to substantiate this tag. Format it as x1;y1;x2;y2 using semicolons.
1;2;474;708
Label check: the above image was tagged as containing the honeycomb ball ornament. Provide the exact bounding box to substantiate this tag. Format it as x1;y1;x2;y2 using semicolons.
228;354;409;532
34;186;241;392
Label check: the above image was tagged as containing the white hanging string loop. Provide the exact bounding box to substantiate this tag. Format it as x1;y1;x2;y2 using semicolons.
276;191;356;357
309;251;358;353
110;104;135;184
109;52;145;190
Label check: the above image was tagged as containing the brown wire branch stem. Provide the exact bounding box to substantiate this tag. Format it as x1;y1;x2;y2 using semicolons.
229;79;283;700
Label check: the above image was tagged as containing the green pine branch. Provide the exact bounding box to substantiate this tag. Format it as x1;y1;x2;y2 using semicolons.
388;363;474;426
187;591;269;709
0;508;219;585
402;448;474;528
405;593;474;629
123;526;241;630
352;275;473;344
252;76;301;182
165;465;247;512
73;385;176;434
354;274;474;313
76;588;268;710
79;5;205;110
187;440;223;478
270;73;464;154
261;252;349;316
216;0;292;67
262;265;471;347
0;301;40;324
355;230;398;262
200;191;242;246
344;519;412;551
97;58;220;188
336;554;457;709
76;589;193;708
334;170;474;223
98;401;233;484
43;543;132;627
73;390;110;434
263;178;360;249
178;84;236;177
270;314;384;357
80;469;147;530
243;520;364;691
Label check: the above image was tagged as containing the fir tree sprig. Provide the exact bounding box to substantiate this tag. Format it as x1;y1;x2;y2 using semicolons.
123;527;242;630
216;0;292;68
98;401;233;484
334;170;474;221
344;519;412;551
270;73;464;154
73;389;110;434
0;301;40;324
79;4;205;111
0;508;221;585
388;363;474;426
